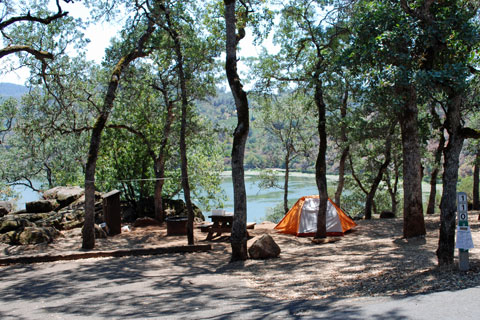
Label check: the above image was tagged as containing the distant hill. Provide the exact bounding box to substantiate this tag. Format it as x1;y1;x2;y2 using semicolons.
0;83;28;99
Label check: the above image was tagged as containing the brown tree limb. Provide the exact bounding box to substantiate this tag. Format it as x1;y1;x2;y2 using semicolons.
0;45;54;60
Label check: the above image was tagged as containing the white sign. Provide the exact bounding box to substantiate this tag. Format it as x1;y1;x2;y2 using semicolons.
456;226;474;250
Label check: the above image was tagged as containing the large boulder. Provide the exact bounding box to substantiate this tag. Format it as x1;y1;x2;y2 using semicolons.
43;186;84;207
25;200;59;213
0;201;13;217
17;226;59;245
248;234;281;259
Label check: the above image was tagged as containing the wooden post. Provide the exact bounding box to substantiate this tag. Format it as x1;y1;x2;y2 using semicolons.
102;190;122;236
456;192;473;271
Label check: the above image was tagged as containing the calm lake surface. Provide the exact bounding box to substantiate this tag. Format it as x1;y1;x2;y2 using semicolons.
13;173;438;223
211;174;328;222
13;175;323;223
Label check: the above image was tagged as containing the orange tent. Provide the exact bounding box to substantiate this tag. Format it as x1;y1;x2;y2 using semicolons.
274;195;357;236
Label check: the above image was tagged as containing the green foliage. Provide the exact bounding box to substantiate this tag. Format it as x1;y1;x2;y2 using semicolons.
458;176;474;202
264;202;287;223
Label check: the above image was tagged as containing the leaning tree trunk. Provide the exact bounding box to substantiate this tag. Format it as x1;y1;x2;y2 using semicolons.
473;150;480;210
225;0;249;261
437;94;464;265
427;134;445;215
314;76;328;239
335;86;349;207
82;22;155;249
83;114;109;249
398;85;426;238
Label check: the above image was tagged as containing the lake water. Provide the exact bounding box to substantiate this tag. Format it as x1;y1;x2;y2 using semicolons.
12;174;440;223
210;174;329;222
11;175;323;223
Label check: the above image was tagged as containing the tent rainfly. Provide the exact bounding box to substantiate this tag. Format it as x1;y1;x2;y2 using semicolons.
274;195;357;236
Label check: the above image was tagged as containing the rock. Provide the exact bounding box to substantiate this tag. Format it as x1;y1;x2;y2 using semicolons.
34;212;64;230
0;201;13;216
133;217;161;228
380;211;395;219
163;198;205;221
248;234;281;259
18;226;59;244
68;192;103;209
0;218;35;233
13;212;52;222
25;200;59;213
43;186;84;207
0;231;18;244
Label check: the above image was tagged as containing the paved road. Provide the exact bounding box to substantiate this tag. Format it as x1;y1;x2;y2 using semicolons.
0;254;479;319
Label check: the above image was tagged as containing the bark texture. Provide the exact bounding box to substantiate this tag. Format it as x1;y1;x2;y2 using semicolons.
426;134;445;215
225;0;249;261
437;94;464;265
314;77;327;239
398;85;425;238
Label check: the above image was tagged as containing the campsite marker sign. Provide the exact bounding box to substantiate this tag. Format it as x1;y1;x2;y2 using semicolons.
456;192;474;271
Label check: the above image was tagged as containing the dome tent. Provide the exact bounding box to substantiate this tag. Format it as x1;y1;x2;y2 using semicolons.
274;195;356;236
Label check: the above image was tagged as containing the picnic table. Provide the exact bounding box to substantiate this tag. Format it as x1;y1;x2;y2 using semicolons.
204;214;256;240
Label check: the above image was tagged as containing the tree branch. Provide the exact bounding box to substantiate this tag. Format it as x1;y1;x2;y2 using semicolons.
0;5;68;30
461;127;480;139
0;45;53;60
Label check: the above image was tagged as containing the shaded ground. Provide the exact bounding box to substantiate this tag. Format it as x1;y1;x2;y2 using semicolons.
1;214;480;302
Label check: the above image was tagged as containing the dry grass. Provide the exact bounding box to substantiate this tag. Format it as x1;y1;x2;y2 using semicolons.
1;214;480;301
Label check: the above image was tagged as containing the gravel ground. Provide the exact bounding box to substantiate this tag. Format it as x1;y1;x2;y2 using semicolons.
1;213;479;301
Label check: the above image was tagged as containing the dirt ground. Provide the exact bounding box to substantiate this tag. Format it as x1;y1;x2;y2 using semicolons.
1;214;480;301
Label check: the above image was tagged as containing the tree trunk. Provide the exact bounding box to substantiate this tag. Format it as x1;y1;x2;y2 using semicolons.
437;94;464;265
365;126;394;219
83;113;108;249
82;22;155;249
398;85;425;238
473;150;480;210
225;0;249;261
427;134;445;215
283;150;290;214
154;160;166;222
159;4;195;245
314;78;328;239
153;89;175;223
335;85;349;207
386;153;400;216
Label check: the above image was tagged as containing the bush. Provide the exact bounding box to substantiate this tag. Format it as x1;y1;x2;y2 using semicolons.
263;203;287;223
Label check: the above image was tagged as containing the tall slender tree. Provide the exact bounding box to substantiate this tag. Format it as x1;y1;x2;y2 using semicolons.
224;0;250;261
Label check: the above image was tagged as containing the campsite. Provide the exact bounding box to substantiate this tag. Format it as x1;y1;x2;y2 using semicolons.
1;210;480;301
2;1;480;318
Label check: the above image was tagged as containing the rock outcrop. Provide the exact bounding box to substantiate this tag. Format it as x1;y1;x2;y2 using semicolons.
0;186;103;245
